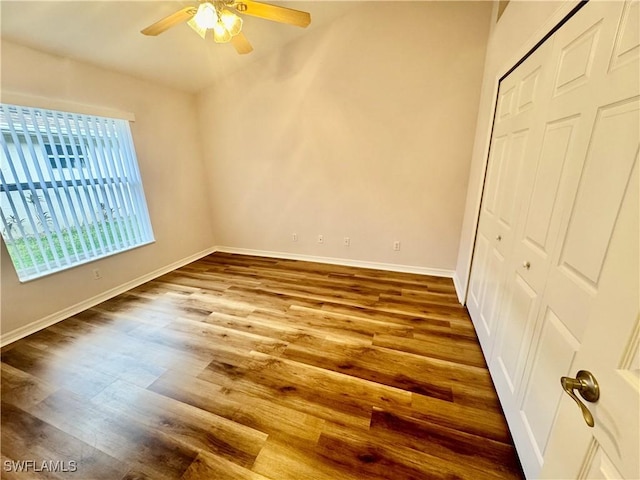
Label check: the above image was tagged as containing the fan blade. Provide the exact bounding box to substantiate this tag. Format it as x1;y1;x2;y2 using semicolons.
234;1;310;28
141;6;197;36
231;32;254;54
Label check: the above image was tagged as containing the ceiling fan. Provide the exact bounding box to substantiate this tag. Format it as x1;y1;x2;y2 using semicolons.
141;1;311;55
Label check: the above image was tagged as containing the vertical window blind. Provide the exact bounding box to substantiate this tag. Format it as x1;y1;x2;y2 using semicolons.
0;103;154;282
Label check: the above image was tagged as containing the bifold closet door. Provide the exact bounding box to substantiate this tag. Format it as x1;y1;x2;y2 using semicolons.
466;38;555;359
468;1;639;478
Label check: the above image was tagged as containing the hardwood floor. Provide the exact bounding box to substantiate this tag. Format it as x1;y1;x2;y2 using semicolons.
1;253;524;479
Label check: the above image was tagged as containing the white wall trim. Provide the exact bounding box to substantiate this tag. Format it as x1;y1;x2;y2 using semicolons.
452;272;465;304
215;246;455;279
0;246;215;347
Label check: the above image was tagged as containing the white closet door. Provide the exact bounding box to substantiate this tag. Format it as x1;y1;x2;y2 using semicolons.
468;1;639;477
466;39;555;358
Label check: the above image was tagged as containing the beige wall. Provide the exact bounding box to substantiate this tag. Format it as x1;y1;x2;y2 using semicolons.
0;41;215;340
453;0;581;299
198;1;492;273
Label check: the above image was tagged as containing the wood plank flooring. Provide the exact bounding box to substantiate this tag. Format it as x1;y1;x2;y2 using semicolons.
1;253;524;479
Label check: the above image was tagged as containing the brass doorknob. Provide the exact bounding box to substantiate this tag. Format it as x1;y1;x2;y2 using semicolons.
560;370;599;427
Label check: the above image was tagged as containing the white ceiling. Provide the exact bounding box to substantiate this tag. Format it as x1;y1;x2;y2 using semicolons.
0;1;357;93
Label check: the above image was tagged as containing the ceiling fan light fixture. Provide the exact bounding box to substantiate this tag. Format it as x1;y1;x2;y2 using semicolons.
141;0;311;54
187;17;208;39
220;9;243;36
212;21;232;43
193;2;218;29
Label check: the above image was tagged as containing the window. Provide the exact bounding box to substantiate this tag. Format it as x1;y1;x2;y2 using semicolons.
45;142;86;169
0;103;154;282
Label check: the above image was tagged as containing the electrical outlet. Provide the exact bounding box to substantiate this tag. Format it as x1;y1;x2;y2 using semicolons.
343;237;350;247
393;241;401;251
292;233;298;242
92;268;102;280
318;234;324;244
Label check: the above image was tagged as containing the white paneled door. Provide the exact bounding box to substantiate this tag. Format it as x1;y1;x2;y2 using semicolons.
467;38;555;360
468;1;639;478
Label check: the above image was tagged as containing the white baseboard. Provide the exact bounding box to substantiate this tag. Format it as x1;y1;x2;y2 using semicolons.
0;246;216;347
452;272;467;305
214;246;455;278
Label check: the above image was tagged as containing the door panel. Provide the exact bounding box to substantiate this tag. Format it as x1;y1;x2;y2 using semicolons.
520;306;579;459
522;116;577;255
498;85;516;121
468;234;488;309
553;21;602;97
498;130;528;230
485;134;508;215
516;66;542;114
494;272;538;393
559;99;639;284
478;248;504;338
609;0;639;71
582;446;626;479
